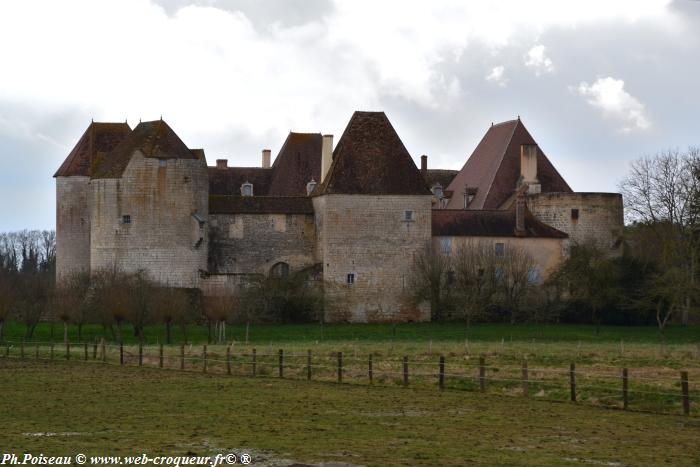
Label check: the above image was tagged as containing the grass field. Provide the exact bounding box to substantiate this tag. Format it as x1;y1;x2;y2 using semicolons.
4;321;700;345
1;360;699;466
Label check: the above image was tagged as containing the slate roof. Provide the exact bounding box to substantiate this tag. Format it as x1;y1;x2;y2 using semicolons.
209;195;314;214
268;133;322;196
92;120;202;179
425;169;458;189
54;122;131;177
315;111;431;195
432;208;568;238
209;167;273;196
444;119;572;210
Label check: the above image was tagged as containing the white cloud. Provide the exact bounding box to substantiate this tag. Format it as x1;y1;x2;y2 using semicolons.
524;45;554;75
575;77;651;132
485;66;508;87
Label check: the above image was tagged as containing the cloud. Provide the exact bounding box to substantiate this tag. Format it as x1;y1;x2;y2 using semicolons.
485;66;508;87
524;45;554;75
575;77;651;132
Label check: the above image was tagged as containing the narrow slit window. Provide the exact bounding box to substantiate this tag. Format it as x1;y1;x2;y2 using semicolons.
571;208;579;221
346;273;355;285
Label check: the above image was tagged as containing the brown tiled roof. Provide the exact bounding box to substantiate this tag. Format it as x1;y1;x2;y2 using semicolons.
209;195;314;214
316;111;431;195
54;122;131;177
445;119;572;210
432;208;568;238
92;120;197;179
208;167;273;196
268;133;322;196
425;169;458;189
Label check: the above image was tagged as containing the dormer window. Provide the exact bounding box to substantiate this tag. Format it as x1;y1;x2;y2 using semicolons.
306;179;317;196
241;182;253;197
463;187;477;209
432;184;444;199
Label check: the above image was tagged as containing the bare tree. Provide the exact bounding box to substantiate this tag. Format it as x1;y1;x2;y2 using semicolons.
452;240;498;327
498;244;537;324
619;147;700;325
152;287;192;345
406;244;452;322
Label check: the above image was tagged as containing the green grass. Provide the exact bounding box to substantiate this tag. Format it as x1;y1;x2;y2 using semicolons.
4;321;700;345
1;360;699;466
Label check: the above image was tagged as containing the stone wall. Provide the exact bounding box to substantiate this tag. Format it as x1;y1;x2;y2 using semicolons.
208;212;317;276
527;192;624;254
433;235;565;280
314;194;432;323
89;151;209;288
56;176;91;283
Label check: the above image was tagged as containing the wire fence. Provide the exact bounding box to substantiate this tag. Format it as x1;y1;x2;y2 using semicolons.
0;339;696;417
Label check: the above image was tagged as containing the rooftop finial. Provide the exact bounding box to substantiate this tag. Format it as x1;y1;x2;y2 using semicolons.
517;115;520;120
160;115;162;121
91;117;93;123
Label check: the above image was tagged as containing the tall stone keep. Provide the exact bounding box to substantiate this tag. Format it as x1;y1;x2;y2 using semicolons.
54;122;131;283
89;120;209;288
313;111;433;322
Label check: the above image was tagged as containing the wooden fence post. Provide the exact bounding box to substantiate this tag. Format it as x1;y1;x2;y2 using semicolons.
278;349;284;378
35;343;39;360
570;363;577;402
101;339;106;363
681;371;690;416
226;345;232;375
66;341;70;361
479;356;486;392
252;348;257;376
93;342;97;360
138;342;143;367
84;342;88;361
622;368;629;410
20;341;25;359
403;356;409;386
6;344;10;358
203;345;207;373
180;344;185;370
119;342;124;366
159;344;164;368
307;349;312;381
439;356;445;390
368;353;373;384
522;359;529;397
338;352;343;383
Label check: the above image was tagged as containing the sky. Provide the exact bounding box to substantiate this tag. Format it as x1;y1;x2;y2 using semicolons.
0;0;699;230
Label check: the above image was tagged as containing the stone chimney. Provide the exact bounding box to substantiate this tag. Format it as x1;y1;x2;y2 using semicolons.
262;149;271;169
321;134;333;184
520;144;541;194
515;190;526;236
421;155;427;178
216;159;228;169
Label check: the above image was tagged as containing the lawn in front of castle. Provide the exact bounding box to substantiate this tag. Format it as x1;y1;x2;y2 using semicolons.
1;359;699;466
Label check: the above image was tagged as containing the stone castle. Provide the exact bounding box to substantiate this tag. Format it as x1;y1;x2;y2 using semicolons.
55;111;623;322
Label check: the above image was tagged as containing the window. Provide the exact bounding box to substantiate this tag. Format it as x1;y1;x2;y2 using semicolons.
122;215;131;224
306;180;317;196
571;208;579;221
158;159;167;167
404;210;413;221
440;237;452;255
527;267;540;285
241;182;253;197
346;273;355;285
495;242;505;257
432;184;443;199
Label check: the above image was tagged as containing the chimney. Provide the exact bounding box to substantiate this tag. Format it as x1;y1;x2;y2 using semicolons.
421;155;427;178
515;191;526;236
320;134;333;184
519;144;540;193
262;149;271;169
216;159;228;169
